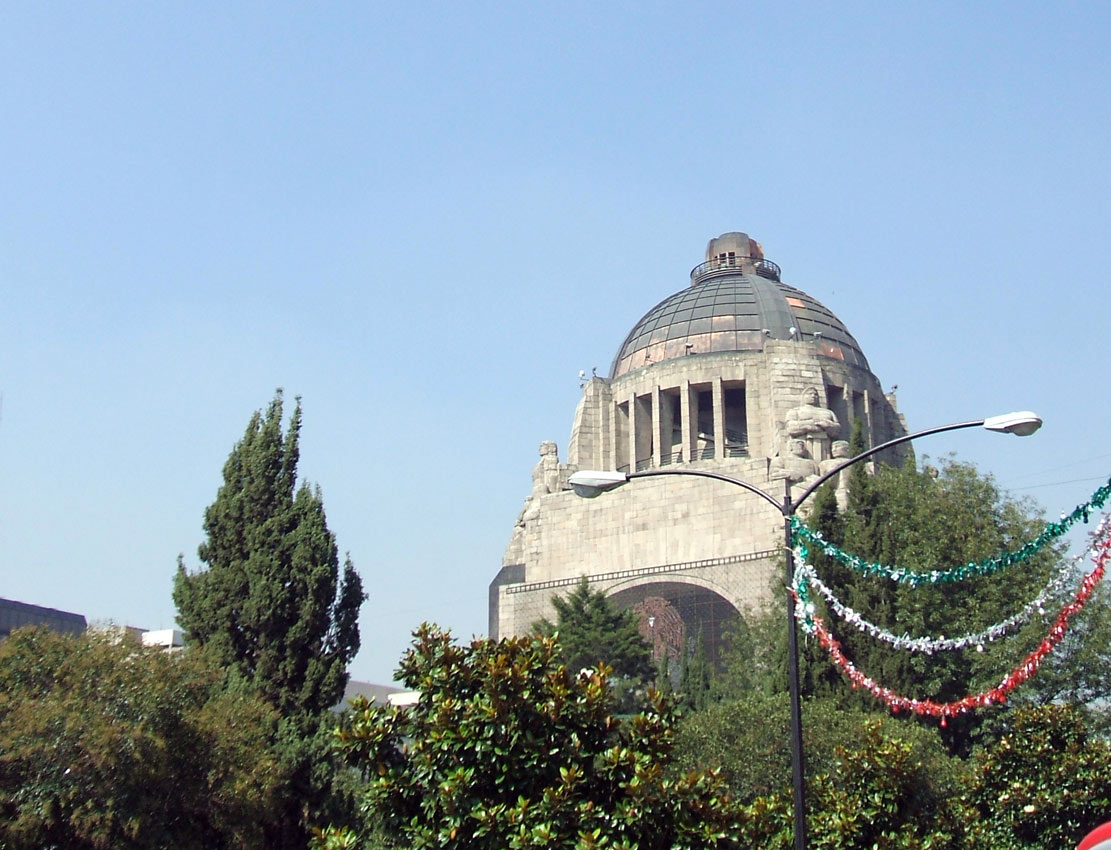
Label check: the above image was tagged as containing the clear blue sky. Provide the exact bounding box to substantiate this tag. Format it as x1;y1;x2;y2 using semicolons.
3;3;1110;685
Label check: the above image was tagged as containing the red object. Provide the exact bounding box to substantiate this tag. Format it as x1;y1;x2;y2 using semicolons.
1077;821;1111;850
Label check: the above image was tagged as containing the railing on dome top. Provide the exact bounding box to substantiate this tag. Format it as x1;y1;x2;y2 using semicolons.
690;256;782;283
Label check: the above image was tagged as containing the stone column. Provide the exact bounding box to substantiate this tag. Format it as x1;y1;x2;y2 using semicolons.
712;377;726;460
862;391;874;450
652;385;663;467
609;401;622;471
681;380;696;463
627;393;639;473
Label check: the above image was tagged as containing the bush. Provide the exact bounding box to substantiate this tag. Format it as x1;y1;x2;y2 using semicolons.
325;624;765;849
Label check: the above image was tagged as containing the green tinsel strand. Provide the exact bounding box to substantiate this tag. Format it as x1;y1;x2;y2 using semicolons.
789;476;1111;584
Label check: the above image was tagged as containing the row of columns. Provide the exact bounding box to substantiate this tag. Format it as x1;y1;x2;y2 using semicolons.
613;377;731;471
608;378;882;471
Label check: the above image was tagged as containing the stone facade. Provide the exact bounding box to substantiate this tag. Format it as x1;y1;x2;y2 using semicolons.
490;233;907;665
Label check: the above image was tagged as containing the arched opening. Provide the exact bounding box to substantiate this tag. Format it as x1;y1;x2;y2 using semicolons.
607;581;741;677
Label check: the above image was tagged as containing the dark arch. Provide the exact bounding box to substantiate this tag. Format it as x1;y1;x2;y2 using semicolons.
606;580;742;673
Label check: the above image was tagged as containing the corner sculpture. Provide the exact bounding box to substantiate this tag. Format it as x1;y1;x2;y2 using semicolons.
770;438;821;502
818;440;852;509
505;441;572;563
784;386;840;461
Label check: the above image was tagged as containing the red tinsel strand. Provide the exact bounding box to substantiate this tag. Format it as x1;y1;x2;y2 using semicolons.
794;531;1111;720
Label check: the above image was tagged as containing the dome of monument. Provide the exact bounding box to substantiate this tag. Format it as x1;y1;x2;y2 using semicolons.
611;232;868;378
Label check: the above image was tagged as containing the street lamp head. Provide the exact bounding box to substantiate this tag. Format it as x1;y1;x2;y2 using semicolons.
982;411;1043;437
567;470;629;498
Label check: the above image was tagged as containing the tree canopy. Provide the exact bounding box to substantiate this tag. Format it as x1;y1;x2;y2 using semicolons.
0;628;285;850
173;391;366;846
323;624;760;850
968;704;1111;850
788;454;1070;753
673;693;962;806
532;577;653;685
174;391;364;719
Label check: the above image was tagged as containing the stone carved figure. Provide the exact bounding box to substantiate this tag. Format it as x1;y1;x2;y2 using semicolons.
505;441;568;564
770;439;820;487
818;440;852;510
538;440;563;497
784;387;840;461
770;439;823;509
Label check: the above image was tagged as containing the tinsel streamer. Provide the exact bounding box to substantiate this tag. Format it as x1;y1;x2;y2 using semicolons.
791;529;1111;722
792;516;1111;653
789;475;1111;585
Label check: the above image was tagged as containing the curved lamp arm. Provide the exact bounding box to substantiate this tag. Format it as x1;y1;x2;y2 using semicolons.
792;411;1042;510
570;467;783;512
627;467;783;512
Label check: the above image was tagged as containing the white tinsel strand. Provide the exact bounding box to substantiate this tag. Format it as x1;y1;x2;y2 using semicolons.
791;515;1110;654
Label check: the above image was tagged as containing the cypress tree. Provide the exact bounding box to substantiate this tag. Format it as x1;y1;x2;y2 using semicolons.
656;651;674;696
680;626;713;711
532;577;653;683
173;391;365;844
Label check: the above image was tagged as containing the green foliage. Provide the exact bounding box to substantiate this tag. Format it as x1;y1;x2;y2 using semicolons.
532;577;653;688
802;456;1062;754
800;722;969;850
710;616;758;698
656;652;673;696
329;624;762;850
174;391;364;719
0;628;285;850
679;626;713;711
714;593;843;704
674;693;963;806
967;705;1111;850
808;479;843;549
677;699;969;849
1012;554;1111;736
173;390;366;846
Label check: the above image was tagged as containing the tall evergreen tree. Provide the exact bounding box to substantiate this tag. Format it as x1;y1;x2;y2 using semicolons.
803;454;1060;754
714;430;1070;755
656;651;674;696
174;391;364;718
174;391;365;845
532;577;653;684
679;626;713;711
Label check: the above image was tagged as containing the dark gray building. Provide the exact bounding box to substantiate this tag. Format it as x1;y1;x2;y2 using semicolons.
0;597;87;640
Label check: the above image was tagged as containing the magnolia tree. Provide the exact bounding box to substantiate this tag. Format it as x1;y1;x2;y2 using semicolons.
317;624;766;850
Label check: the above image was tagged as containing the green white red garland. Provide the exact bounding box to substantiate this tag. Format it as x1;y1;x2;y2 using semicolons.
789;476;1111;585
791;520;1111;723
792;516;1110;654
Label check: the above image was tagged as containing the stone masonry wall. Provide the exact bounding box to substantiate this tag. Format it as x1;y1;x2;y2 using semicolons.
495;340;905;640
